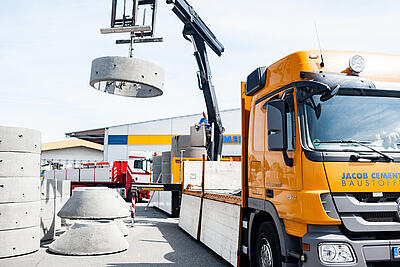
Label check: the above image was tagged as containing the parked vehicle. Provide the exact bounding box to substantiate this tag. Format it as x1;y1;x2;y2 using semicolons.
43;151;152;201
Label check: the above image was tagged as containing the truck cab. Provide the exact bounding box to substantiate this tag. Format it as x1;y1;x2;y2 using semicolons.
127;151;153;201
243;51;400;266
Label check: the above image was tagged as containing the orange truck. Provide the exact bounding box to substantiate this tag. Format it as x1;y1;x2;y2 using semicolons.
179;50;400;267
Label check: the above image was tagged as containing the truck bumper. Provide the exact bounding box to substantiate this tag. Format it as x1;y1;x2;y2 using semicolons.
301;225;400;266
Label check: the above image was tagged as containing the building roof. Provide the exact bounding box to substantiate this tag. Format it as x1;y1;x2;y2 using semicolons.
65;108;240;144
65;128;106;145
42;139;104;151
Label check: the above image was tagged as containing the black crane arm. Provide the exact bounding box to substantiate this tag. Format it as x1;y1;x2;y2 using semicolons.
166;0;225;161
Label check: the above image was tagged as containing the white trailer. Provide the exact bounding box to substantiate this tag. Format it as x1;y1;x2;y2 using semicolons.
179;161;242;267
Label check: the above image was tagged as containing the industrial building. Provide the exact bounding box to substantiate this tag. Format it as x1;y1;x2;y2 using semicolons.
41;139;104;169
66;108;241;161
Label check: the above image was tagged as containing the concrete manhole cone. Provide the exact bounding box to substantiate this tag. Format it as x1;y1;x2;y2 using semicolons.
115;218;128;237
48;220;128;256
90;56;164;98
58;187;130;219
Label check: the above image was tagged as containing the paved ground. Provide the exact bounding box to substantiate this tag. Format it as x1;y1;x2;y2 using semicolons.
0;202;230;267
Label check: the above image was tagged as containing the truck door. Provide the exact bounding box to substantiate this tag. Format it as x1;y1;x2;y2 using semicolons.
264;89;302;218
248;98;266;198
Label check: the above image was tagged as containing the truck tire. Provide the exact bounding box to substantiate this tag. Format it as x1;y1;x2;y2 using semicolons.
255;222;282;267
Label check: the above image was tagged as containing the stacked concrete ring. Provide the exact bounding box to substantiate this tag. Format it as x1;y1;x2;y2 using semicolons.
0;126;41;258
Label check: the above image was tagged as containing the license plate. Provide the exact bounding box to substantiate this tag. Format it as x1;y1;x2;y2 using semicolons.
393;247;400;259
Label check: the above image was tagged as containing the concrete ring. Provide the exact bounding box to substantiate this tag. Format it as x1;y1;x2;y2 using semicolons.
90;56;164;98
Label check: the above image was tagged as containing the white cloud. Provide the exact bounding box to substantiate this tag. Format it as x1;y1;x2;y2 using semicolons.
0;0;399;142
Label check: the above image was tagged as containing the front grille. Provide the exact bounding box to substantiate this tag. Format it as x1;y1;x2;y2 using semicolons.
360;212;397;222
352;192;400;203
332;193;400;233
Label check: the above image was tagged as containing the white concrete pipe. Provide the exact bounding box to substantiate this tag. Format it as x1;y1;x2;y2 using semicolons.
0;126;41;258
90;56;164;98
48;220;128;255
0;226;40;258
0;177;40;203
0;202;40;231
0;152;40;177
58;187;130;219
0;126;41;153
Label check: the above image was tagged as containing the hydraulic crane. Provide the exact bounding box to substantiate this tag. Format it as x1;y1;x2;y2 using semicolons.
166;0;225;161
102;0;225;161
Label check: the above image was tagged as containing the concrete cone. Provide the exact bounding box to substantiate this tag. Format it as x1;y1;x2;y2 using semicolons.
113;189;130;212
48;220;128;255
115;218;128;237
58;187;129;219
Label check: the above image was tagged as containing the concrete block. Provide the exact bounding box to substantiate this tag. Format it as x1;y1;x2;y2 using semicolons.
40;217;55;242
152;156;162;166
161;161;171;173
161;173;172;184
40;178;56;200
0;152;40;177
152;156;162;183
181;147;207;158
204;161;241;191
90;56;164;98
156;191;173;215
178;194;201;239
55;196;62;230
172;135;191;149
183;161;203;189
80;168;95;182
0;177;40;203
0;201;40;230
60;194;70;227
58;187;130;219
40;198;55;220
62;180;71;196
0;126;41;154
161;151;171;162
56;179;62;197
49;220;128;255
200;199;241;267
0;226;40;258
190;125;207;147
115;218;128;237
152;171;162;183
54;169;66;180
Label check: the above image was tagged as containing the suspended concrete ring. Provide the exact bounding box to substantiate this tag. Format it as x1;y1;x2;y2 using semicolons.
90;56;165;98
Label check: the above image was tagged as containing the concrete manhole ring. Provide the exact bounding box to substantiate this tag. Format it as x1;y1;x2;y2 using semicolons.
90;56;165;98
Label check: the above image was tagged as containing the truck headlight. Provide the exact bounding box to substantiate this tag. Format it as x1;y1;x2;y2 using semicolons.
318;243;356;264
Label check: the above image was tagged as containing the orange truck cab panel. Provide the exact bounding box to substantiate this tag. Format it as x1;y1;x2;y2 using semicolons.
242;51;400;266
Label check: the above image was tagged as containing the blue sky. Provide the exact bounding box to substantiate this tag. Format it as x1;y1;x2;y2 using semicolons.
1;0;399;142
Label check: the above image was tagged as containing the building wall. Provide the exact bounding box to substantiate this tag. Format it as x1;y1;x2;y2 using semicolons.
41;147;104;168
105;109;241;161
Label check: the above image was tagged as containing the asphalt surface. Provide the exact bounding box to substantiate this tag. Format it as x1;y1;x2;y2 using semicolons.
0;202;230;267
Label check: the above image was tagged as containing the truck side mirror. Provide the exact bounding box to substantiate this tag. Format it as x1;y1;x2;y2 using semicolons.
267;99;287;151
267;99;294;167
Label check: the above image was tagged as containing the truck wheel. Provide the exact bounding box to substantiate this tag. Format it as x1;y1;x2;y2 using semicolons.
255;222;281;267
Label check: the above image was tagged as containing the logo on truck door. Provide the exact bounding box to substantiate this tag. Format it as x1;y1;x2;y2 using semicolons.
341;172;400;187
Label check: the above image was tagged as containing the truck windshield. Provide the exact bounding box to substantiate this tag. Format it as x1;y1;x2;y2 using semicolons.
303;88;400;152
